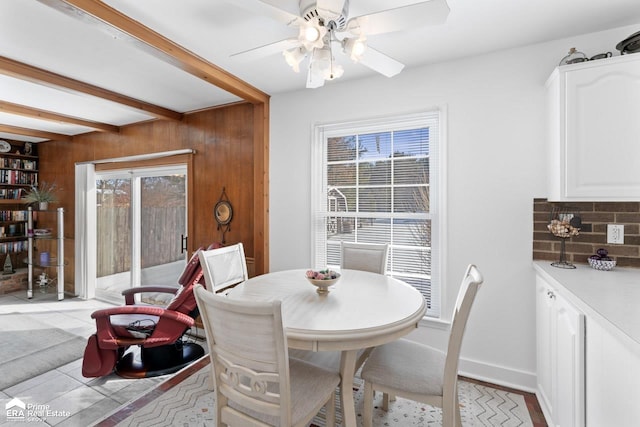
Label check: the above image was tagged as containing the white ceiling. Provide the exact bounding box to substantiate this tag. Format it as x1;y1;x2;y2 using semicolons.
1;0;639;142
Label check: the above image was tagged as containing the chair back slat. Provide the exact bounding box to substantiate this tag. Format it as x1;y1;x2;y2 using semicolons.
217;355;282;409
443;264;483;402
340;241;389;274
194;285;292;424
199;243;249;293
210;307;281;373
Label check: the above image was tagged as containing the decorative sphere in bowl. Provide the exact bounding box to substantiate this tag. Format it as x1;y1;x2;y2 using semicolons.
588;257;616;271
305;269;340;294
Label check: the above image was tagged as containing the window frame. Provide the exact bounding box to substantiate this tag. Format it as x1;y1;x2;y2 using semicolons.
311;111;446;318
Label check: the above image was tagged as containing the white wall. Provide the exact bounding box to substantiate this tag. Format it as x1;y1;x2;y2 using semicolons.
269;24;639;391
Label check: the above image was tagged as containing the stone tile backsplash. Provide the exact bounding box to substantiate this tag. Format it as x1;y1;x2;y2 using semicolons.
533;199;640;268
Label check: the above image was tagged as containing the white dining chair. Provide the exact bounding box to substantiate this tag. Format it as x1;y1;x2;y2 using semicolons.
193;284;340;427
340;241;389;274
198;242;248;294
360;264;484;427
198;242;250;390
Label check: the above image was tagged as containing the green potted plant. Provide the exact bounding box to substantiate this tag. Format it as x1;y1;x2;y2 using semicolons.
23;181;59;210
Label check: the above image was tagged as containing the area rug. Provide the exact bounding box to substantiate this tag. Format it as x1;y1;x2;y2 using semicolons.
0;313;88;389
96;358;534;427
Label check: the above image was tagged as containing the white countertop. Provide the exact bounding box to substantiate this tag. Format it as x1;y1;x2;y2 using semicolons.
533;261;640;351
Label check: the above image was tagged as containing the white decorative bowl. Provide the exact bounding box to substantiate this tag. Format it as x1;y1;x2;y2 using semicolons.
588;258;616;271
306;273;341;294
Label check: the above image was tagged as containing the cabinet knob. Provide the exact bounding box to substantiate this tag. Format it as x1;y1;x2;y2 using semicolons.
547;290;556;299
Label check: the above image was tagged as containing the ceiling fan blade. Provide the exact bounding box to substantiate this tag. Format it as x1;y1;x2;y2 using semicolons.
315;0;346;20
223;0;305;27
348;0;450;36
231;39;300;62
358;47;405;77
306;63;326;89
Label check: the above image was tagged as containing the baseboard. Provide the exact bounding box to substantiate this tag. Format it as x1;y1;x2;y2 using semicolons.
535;390;553;425
458;356;537;393
408;320;537;393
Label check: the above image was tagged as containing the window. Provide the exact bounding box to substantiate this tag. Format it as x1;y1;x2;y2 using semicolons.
312;112;443;317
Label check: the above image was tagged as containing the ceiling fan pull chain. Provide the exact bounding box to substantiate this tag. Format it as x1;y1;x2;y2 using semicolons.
329;33;335;79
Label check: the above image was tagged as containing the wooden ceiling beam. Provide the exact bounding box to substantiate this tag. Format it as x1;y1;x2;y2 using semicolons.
0;124;71;142
0;100;120;133
0;56;183;122
40;0;270;105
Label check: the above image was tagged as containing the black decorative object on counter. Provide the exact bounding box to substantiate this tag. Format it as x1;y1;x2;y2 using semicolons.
548;206;581;269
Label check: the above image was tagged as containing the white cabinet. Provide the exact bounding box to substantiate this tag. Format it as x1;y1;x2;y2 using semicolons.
536;279;554;418
586;319;640;427
547;54;640;201
534;262;640;427
536;275;585;427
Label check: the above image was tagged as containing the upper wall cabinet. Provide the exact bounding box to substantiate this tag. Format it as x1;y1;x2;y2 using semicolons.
547;54;640;201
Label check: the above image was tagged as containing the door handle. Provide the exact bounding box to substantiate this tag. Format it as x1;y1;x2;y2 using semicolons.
181;234;188;254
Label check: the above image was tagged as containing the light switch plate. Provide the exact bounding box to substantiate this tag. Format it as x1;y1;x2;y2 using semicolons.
607;224;624;244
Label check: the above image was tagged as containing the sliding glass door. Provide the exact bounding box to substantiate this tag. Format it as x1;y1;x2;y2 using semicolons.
95;166;187;303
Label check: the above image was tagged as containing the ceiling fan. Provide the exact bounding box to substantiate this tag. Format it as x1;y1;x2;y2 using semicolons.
227;0;450;88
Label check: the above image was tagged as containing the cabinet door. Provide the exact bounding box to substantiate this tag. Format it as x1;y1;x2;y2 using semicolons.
554;293;585;427
564;58;640;199
586;319;640;427
536;277;555;420
536;274;585;427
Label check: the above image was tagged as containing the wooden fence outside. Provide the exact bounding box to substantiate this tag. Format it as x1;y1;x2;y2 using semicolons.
97;206;185;277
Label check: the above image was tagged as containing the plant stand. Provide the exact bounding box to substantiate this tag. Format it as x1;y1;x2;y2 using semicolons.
551;237;575;269
27;207;64;300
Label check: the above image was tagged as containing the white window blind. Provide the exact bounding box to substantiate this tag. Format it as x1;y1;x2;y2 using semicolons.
311;112;442;317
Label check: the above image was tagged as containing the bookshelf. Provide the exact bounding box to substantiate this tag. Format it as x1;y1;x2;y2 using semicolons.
0;139;37;270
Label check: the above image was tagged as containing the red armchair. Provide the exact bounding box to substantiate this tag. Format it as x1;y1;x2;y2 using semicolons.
82;244;222;378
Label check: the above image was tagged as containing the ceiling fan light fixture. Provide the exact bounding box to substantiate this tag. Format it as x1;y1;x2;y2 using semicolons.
283;47;306;72
343;37;367;62
235;0;449;89
323;62;344;80
312;45;331;65
304;26;320;42
298;18;327;50
310;44;343;81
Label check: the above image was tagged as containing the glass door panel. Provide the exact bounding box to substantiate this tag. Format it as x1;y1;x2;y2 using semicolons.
140;173;187;287
96;177;132;302
95;166;187;304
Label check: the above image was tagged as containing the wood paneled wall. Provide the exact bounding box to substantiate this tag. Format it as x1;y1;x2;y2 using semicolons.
38;102;265;294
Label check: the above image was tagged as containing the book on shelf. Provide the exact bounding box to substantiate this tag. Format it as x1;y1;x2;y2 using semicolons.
0;188;26;200
0;169;37;185
0;157;37;170
0;240;28;253
0;210;28;221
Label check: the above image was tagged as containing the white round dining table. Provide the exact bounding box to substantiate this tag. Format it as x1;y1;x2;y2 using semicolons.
227;268;426;427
